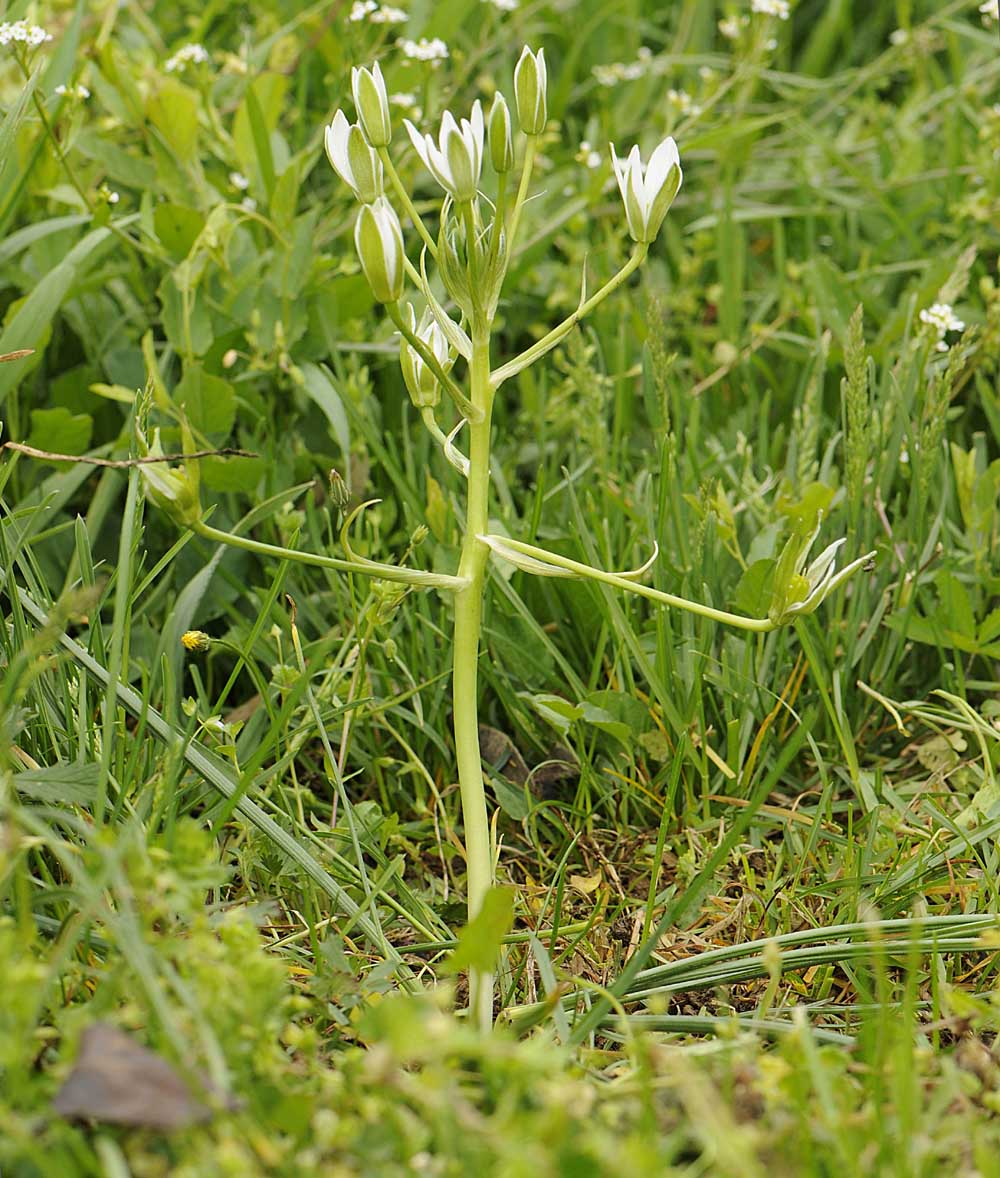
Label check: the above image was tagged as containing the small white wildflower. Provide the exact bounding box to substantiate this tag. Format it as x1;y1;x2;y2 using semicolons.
610;135;683;243
391;91;418;107
229;171;250;191
979;0;998;23
919;302;966;351
718;15;744;39
400;37;448;63
55;82;90;99
593;64;621;86
370;5;408;23
483;0;518;9
889;28;910;45
0;20;53;48
764;36;778;49
751;0;790;18
108;191;120;204
404;101;485;203
698;66;717;81
637;46;653;61
241;196;258;213
667;88;701;115
164;43;210;73
575;140;602;169
349;0;378;17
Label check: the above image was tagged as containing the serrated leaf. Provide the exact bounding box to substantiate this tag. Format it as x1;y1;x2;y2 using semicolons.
14;762;98;805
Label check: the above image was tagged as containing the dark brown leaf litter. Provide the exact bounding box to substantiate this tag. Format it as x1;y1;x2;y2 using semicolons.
478;724;577;798
53;1023;235;1131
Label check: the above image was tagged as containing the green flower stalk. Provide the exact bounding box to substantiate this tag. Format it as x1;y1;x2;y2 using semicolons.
146;45;874;1030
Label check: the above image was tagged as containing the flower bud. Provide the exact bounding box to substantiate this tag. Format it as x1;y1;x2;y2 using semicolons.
766;522;876;626
610;135;683;243
399;303;454;409
351;61;391;147
325;109;383;203
405;102;484;204
488;93;513;173
137;425;202;528
354;199;404;304
181;630;212;652
514;46;547;135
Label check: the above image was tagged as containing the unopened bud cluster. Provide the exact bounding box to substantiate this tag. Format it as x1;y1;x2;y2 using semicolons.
323;44;683;409
325;63;404;304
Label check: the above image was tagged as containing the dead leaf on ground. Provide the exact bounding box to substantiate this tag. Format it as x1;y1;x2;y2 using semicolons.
53;1023;230;1131
478;726;578;797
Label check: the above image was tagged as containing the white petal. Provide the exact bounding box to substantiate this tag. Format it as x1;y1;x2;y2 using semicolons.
324;111;355;186
468;100;484;168
624;145;646;204
372;61;388;109
645;136;679;200
804;538;846;588
609;143;630;197
438;110;460;150
404;119;433;170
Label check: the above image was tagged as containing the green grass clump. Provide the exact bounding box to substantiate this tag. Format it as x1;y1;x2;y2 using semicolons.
2;0;1000;1173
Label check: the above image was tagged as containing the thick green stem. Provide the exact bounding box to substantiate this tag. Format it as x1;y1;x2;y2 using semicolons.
452;332;495;1029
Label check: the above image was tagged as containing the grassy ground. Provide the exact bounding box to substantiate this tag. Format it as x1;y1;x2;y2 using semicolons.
2;0;1000;1173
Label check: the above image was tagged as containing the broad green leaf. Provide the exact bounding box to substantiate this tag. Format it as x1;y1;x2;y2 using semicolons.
775;482;835;529
200;455;265;492
584;691;651;737
299;363;350;461
157;273;213;356
154;203;204;260
735;559;777;617
0;228;111;408
578;702;630;745
444;887;515;974
145;77;199;160
25;407;93;458
174;364;236;436
528;693;584;737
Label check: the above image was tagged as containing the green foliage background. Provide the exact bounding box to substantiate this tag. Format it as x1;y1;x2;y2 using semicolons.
2;0;1000;1173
